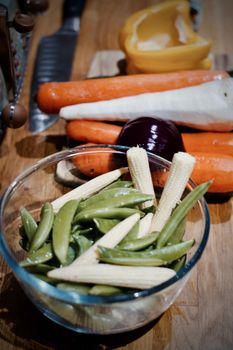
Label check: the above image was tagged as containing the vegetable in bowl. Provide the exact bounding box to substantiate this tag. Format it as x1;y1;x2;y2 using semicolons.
0;145;211;334
19;147;211;294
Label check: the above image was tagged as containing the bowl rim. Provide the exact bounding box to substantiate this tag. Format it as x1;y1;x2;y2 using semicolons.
0;144;210;305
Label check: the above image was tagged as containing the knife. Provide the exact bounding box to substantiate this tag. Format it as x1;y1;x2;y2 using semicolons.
29;0;85;134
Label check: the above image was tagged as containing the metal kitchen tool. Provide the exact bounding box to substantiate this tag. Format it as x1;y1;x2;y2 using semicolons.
29;0;85;133
0;0;35;139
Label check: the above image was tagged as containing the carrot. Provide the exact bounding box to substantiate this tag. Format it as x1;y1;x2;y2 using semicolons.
66;120;122;144
72;144;117;177
190;152;233;193
37;70;229;114
153;152;233;193
182;132;233;156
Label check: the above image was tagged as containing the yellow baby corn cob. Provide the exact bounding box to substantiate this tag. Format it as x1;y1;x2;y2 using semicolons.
150;152;196;233
52;167;129;212
127;147;156;209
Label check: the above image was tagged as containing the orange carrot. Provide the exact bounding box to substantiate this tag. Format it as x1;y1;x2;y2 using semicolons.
152;152;233;193
72;143;116;177
190;152;233;193
66;120;122;144
182;132;233;156
37;70;229;114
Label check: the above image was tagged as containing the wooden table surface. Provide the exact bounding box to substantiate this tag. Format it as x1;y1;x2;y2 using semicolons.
0;0;233;349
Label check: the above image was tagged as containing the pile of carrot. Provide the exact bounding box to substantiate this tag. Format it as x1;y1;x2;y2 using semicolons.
67;120;233;194
36;67;232;194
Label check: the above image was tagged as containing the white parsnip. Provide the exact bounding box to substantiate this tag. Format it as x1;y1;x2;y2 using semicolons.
52;167;128;212
137;213;154;238
127;147;156;209
71;213;140;265
48;264;176;289
150;152;196;233
59;78;233;132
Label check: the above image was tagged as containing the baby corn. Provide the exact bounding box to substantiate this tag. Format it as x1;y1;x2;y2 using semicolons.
150;152;196;233
52;167;128;212
127;147;156;209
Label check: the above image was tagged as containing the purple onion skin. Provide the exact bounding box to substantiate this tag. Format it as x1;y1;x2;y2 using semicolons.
117;117;185;161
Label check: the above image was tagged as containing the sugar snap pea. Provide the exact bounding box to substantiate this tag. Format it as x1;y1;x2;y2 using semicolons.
156;180;212;248
169;255;186;272
52;200;79;265
102;180;133;190
118;221;139;245
166;217;186;246
20;242;53;266
118;231;160;251
56;282;91;294
29;202;54;253
74;207;144;223
89;284;122;296
78;193;154;213
20;207;38;242
34;273;57;284
74;235;93;256
93;218;120;234
25;263;55;274
98;239;194;266
78;187;138;211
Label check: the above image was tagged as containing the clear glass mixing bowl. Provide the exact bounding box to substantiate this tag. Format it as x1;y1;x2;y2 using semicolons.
0;145;210;334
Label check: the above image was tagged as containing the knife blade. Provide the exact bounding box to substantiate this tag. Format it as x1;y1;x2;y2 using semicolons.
29;0;85;134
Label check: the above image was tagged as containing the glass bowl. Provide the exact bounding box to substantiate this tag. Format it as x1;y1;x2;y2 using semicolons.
0;145;210;335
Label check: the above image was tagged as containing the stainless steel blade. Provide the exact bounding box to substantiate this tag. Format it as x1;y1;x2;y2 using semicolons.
29;0;85;133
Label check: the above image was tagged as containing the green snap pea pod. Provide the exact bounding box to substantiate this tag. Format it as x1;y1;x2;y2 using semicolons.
170;255;187;272
56;282;91;294
98;252;166;266
20;242;53;267
33;274;57;284
89;284;122;296
74;207;144;223
98;239;194;266
118;231;160;251
78;193;154;213
118;221;139;245
78;187;138;211
94;218;120;234
20;207;38;242
102;180;133;190
157;180;212;248
52;200;79;265
65;245;76;265
29;202;54;253
74;235;93;256
71;227;94;239
25;263;55;274
166;217;186;246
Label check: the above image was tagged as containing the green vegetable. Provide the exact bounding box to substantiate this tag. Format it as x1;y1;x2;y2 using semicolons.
98;239;194;266
103;180;133;190
52;199;79;265
29;202;54;253
56;282;91;294
118;231;160;251
20;207;38;242
93;218;120;234
78;187;138;211
89;284;122;296
20;242;53;266
74;207;144;223
156;180;212;248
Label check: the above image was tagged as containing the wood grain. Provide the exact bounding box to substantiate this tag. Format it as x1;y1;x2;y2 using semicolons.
0;0;233;349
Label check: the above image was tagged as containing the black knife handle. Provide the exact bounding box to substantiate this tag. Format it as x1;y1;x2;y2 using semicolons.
63;0;85;19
